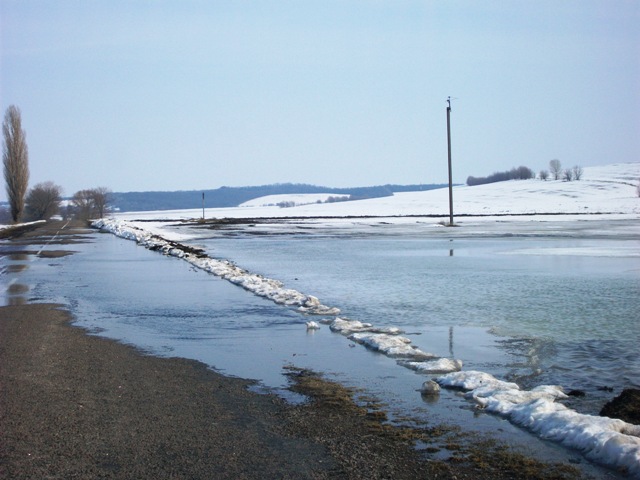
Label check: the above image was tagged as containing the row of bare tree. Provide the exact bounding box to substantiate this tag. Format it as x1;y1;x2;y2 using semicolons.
2;105;111;223
539;160;583;181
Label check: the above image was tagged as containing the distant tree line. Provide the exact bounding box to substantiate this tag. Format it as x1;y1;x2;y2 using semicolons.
466;166;535;186
467;160;586;187
111;183;448;212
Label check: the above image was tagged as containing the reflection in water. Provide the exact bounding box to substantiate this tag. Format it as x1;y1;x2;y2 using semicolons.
7;283;29;295
449;326;454;357
3;283;30;307
7;296;27;306
1;246;33;306
420;392;440;405
6;264;28;273
7;253;30;261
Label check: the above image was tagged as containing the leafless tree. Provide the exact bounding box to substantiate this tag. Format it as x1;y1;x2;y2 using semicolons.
539;170;549;181
71;187;112;219
25;181;63;220
91;186;112;218
572;165;584;180
71;189;96;220
2;105;30;222
549;159;562;180
563;168;573;182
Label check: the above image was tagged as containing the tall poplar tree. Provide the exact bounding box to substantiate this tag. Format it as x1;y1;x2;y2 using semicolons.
3;105;30;223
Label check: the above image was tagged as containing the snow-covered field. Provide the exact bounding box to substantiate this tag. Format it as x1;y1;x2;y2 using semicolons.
239;193;349;208
116;162;639;222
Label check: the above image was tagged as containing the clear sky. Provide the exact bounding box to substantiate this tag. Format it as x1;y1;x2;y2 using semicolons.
1;1;638;200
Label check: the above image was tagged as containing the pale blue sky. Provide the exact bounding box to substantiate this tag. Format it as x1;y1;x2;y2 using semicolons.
1;1;638;200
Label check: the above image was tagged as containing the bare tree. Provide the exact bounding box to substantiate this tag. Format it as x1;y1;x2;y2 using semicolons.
539;170;549;181
563;168;573;182
25;181;63;220
2;105;30;222
71;187;112;220
549;159;562;180
91;186;112;218
572;165;584;180
71;189;95;220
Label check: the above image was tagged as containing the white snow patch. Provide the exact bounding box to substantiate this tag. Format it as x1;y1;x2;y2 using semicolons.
330;318;403;335
348;332;433;359
240;193;349;208
437;371;640;475
399;358;463;373
0;220;46;231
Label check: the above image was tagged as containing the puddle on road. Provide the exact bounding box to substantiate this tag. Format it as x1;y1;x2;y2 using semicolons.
7;283;29;295
5;264;28;273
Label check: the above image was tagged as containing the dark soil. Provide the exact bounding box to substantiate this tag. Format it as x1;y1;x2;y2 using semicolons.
600;389;640;425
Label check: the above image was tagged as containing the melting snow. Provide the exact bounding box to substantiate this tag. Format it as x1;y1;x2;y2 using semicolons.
438;371;640;475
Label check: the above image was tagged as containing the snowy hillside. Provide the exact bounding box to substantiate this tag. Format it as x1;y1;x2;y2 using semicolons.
116;163;638;220
240;193;349;208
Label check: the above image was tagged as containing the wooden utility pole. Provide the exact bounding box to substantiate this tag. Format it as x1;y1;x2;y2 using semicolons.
446;97;454;226
202;192;205;220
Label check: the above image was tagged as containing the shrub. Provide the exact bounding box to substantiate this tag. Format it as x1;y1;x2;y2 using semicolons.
467;166;535;186
572;165;584;180
563;169;573;182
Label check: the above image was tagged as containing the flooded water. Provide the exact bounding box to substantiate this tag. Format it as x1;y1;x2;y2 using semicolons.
2;219;638;477
198;233;640;415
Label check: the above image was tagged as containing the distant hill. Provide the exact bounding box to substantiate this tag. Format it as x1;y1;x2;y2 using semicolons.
111;183;448;212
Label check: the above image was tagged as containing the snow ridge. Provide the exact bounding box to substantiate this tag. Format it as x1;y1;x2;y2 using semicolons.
438;371;640;476
93;218;339;315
